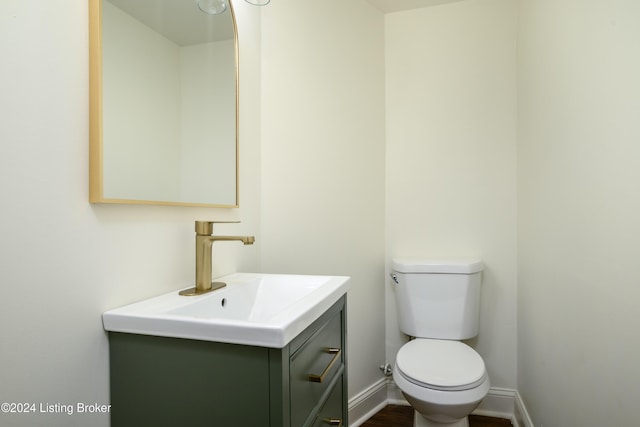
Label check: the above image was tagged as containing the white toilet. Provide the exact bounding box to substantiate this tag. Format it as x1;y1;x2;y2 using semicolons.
391;258;490;427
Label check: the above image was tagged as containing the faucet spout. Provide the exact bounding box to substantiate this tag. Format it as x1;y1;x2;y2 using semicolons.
209;235;255;245
179;221;255;296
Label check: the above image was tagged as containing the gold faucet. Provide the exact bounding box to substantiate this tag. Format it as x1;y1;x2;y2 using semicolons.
179;221;255;296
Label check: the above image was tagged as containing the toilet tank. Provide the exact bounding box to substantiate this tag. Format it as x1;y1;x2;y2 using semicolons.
392;258;483;340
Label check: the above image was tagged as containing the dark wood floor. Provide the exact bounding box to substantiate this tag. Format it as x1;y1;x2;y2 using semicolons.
360;405;512;427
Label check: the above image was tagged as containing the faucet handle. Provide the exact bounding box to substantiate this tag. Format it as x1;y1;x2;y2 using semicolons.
195;220;240;235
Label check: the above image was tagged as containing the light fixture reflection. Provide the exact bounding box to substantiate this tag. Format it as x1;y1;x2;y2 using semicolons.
197;0;227;15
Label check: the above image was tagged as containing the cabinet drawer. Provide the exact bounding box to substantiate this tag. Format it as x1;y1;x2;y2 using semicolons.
312;375;344;427
290;310;343;427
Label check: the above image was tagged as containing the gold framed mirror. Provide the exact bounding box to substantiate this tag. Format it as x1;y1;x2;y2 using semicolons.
89;0;239;207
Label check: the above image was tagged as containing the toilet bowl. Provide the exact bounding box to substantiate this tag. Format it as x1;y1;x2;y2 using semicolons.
393;339;490;427
390;258;489;427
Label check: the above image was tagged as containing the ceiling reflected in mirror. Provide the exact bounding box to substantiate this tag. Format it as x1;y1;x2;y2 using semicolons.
107;0;234;46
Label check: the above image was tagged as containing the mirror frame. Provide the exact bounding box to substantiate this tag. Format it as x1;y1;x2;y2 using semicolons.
89;0;239;207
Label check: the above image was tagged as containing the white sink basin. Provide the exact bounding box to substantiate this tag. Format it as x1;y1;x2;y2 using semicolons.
102;273;350;348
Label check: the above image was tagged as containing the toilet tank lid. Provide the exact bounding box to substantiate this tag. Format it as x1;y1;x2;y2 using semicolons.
393;257;483;274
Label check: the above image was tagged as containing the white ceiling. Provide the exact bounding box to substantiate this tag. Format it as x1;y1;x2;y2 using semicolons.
365;0;465;14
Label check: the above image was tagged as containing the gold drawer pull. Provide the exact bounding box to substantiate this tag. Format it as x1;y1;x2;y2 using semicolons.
323;418;342;426
308;348;341;383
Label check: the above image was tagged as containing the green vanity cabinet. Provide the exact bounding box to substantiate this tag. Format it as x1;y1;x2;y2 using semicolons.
109;296;347;427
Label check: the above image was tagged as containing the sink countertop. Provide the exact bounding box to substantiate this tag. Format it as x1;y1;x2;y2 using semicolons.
102;273;350;348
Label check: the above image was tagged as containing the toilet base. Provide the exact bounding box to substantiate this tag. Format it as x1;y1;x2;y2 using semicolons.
414;410;469;427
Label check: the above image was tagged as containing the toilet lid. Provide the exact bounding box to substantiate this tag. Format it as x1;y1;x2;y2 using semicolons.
396;339;486;391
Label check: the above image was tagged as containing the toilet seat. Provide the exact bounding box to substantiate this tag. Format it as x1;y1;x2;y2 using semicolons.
396;339;486;391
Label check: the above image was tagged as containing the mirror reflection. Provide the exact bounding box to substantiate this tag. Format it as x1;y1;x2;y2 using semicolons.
90;0;238;207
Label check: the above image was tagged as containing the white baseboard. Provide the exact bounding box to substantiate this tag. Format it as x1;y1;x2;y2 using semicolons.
474;387;521;426
348;378;389;427
349;379;534;427
385;378;408;405
513;389;534;427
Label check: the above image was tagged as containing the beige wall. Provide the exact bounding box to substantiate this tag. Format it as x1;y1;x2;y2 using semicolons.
517;0;640;424
385;0;518;390
259;0;387;398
